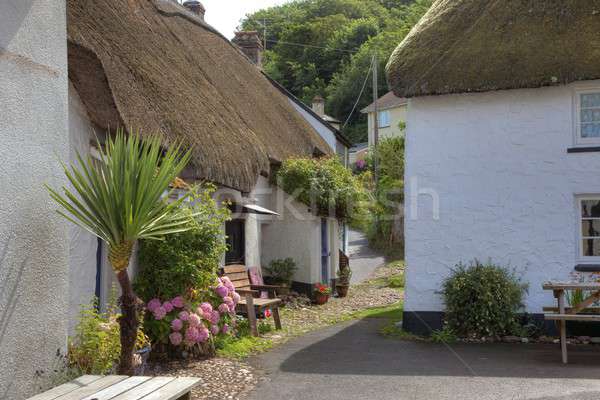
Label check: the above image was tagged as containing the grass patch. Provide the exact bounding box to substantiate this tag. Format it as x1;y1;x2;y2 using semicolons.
379;321;421;340
215;335;273;359
387;274;405;288
352;301;404;320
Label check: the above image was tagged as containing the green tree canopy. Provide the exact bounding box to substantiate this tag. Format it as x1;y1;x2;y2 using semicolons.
242;0;432;143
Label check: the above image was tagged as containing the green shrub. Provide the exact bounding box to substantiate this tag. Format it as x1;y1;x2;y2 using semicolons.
387;273;405;288
264;258;297;285
68;298;121;374
135;184;230;300
430;326;457;344
277;157;368;220
442;260;527;337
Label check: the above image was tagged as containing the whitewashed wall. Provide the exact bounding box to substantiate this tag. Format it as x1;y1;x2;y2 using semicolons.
260;188;321;284
67;84;98;332
405;81;600;314
0;1;69;397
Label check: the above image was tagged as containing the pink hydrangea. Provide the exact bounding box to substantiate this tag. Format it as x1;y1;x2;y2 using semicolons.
222;276;235;291
221;324;229;334
210;310;220;325
215;284;229;298
153;306;167;320
169;331;183;346
185;326;199;342
200;302;213;314
171;296;185;308
197;327;210;343
147;298;161;312
188;313;201;327
178;311;189;321
163;301;174;313
210;324;220;335
232;292;241;304
171;318;183;331
218;303;230;314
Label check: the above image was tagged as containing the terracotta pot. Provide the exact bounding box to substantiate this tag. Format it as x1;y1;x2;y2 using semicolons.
336;284;349;298
314;292;329;305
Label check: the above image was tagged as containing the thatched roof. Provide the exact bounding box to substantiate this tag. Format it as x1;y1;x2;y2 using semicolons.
67;0;330;192
386;0;600;98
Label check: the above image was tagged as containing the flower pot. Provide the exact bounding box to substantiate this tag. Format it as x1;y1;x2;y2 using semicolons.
314;292;329;305
277;284;291;296
336;284;349;298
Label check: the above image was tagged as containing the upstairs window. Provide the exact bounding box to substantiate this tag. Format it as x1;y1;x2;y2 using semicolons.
575;90;600;145
378;110;390;128
579;197;600;258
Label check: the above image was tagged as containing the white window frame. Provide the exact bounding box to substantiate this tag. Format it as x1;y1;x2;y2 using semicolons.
573;86;600;146
377;110;391;128
576;195;600;262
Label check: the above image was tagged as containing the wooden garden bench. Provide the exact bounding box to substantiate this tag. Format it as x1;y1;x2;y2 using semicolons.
542;281;600;364
221;264;283;336
27;375;201;400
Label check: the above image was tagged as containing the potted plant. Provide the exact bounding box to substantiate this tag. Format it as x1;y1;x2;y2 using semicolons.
314;283;332;305
264;258;297;295
336;267;352;298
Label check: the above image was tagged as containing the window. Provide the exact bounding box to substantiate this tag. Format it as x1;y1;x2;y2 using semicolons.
579;198;600;258
575;90;600;145
377;110;390;128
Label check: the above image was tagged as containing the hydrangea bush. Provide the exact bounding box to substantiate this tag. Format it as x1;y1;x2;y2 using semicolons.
144;276;241;350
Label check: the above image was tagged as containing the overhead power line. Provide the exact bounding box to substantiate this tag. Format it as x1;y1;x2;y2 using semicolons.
266;39;359;54
342;56;373;128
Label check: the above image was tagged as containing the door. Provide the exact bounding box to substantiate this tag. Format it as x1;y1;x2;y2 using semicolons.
225;219;245;264
321;218;329;283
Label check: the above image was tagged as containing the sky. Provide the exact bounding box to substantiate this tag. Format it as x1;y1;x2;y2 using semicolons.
201;0;292;39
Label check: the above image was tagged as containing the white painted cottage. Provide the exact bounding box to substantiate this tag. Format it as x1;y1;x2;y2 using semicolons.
386;0;600;334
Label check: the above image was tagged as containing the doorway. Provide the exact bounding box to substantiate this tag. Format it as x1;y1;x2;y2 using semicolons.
226;219;245;264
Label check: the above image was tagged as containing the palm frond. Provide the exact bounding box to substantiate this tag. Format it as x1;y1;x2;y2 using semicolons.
47;128;194;249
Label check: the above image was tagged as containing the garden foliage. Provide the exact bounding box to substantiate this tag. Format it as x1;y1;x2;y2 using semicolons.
264;258;297;285
276;156;368;220
135;184;230;301
442;260;528;337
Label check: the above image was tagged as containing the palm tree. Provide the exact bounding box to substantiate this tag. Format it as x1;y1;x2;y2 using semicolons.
47;129;193;374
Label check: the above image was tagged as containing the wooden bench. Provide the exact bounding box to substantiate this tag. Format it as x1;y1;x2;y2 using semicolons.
222;264;283;336
542;281;600;364
28;375;201;400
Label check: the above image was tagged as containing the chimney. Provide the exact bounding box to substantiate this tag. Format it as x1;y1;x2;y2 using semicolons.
183;0;205;21
312;95;325;117
232;31;263;68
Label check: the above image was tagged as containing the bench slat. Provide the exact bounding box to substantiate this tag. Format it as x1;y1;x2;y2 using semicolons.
27;376;103;400
544;313;600;321
81;376;150;400
543;282;600;290
131;377;201;400
53;376;129;400
108;377;175;400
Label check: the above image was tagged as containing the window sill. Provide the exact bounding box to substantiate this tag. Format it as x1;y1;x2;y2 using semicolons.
567;146;600;153
575;264;600;272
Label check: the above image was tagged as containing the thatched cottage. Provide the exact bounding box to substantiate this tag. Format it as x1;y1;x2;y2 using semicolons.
386;0;600;334
66;0;351;327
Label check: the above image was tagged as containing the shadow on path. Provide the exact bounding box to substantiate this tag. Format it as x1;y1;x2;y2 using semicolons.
247;319;600;400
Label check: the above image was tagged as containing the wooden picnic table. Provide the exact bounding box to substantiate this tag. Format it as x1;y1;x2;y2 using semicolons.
27;375;201;400
542;281;600;364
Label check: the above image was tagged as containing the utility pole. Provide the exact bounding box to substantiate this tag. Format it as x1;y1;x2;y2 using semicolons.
263;18;267;50
372;54;379;186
